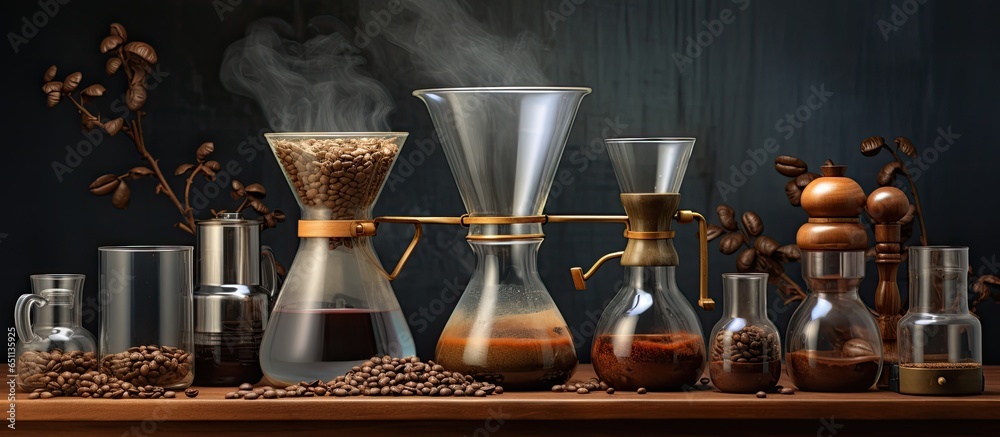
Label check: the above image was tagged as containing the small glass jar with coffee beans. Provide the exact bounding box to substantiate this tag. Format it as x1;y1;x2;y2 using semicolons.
708;273;782;394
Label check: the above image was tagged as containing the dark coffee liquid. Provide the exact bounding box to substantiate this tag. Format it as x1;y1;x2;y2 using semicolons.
787;350;880;392
260;308;412;385
194;335;264;386
592;333;705;391
710;360;781;393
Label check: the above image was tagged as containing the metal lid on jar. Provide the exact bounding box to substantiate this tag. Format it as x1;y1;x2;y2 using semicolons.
196;212;263;286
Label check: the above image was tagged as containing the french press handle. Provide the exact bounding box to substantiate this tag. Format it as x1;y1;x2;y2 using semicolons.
14;294;48;343
260;245;280;309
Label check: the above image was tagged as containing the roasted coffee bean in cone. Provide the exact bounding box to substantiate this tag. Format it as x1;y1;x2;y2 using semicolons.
270;136;400;250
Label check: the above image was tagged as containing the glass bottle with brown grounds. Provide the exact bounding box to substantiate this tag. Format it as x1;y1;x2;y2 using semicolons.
590;266;707;391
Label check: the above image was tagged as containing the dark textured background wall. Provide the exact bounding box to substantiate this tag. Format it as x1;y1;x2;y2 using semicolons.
2;0;999;364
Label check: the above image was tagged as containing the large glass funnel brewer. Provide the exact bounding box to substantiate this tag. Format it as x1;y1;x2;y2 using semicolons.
260;133;415;385
571;138;714;391
413;87;590;390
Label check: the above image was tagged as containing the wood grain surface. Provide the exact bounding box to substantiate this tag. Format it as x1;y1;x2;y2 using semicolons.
14;365;999;423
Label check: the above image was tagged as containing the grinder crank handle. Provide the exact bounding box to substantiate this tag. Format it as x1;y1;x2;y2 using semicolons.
676;210;715;311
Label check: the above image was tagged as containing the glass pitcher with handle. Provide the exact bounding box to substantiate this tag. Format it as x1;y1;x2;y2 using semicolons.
14;274;98;392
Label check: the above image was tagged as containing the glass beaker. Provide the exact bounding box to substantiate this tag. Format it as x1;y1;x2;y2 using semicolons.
708;273;781;393
785;251;883;392
14;274;97;393
897;246;982;395
585;138;711;391
99;246;194;389
414;87;591;390
260;133;415;385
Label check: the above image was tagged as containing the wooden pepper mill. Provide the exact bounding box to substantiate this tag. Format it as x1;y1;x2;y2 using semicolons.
866;186;910;386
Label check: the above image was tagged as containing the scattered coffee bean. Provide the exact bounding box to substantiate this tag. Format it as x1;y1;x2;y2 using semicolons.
225;392;239;399
756;391;767;398
637;388;647;395
576;388;589;394
239;383;254;391
185;388;199;398
164;391;176;398
779;388;795;395
244;392;259;400
606;388;615;394
551;385;563;392
700;378;710;385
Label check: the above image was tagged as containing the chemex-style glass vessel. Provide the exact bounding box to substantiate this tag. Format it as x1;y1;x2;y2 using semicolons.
897;246;983;395
709;273;781;393
785;164;882;392
414;87;590;390
260;133;415;385
15;274;97;392
585;138;711;391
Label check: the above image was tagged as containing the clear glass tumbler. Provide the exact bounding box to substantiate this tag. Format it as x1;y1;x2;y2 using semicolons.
99;246;194;389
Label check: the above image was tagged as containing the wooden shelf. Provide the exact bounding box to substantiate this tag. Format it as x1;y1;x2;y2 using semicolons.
13;365;1000;435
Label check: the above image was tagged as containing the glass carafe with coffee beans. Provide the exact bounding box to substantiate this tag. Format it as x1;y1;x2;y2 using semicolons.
14;274;98;392
571;138;714;391
709;273;781;393
896;246;983;395
259;133;415;385
413;87;591;390
785;164;883;392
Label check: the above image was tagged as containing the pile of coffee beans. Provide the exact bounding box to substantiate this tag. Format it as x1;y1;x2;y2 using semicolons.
25;369;179;399
271;136;400;214
272;136;400;249
551;377;610;394
102;345;192;387
711;325;780;363
227;355;504;399
16;349;99;391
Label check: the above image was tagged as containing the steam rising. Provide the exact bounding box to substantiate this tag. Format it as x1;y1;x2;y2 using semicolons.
376;0;548;86
220;18;392;132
